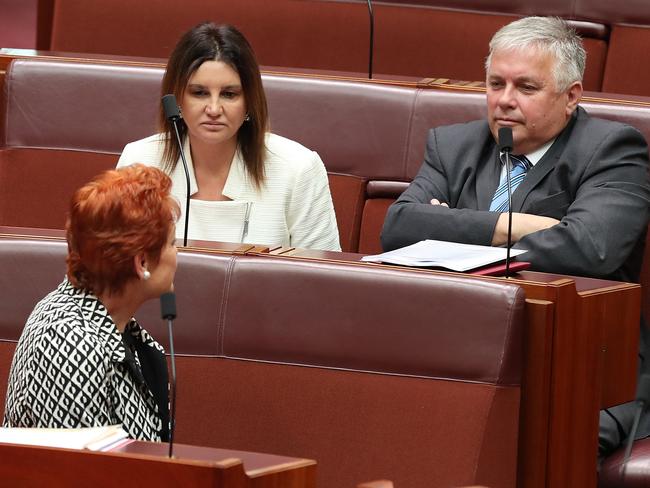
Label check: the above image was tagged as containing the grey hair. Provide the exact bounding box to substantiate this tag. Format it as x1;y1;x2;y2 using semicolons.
485;16;586;92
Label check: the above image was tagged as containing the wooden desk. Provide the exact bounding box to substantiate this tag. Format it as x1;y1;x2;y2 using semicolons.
180;237;640;488
0;228;641;488
0;441;316;487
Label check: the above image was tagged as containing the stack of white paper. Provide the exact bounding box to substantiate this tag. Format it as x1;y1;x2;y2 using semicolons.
0;424;130;452
361;239;527;271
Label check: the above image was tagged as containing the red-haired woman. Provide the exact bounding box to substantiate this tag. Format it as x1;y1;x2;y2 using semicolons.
3;164;179;441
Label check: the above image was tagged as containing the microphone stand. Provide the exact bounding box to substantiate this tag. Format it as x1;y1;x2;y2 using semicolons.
497;127;514;278
162;94;190;247
620;373;650;479
504;150;513;278
171;123;190;248
160;292;178;458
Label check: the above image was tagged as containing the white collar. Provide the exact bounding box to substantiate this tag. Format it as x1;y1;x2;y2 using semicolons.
176;138;249;200
524;139;555;166
499;138;554;167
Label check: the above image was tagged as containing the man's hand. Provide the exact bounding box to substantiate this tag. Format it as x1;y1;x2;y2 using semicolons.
428;200;558;246
491;212;560;246
430;198;449;207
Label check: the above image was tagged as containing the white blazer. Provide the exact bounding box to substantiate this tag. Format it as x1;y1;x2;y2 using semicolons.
118;132;341;251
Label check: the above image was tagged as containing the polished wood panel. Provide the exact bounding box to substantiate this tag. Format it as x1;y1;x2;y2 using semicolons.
0;222;640;488
180;236;640;488
0;441;316;488
517;298;555;488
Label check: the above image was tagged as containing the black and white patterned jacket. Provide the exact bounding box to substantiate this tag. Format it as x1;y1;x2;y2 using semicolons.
3;279;169;441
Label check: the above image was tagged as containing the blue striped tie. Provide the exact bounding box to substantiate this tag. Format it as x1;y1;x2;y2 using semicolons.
489;154;532;212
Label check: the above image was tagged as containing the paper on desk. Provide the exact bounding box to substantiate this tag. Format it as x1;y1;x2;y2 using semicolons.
0;424;130;451
361;239;527;271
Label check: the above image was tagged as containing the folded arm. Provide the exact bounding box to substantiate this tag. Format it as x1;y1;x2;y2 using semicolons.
381;129;501;250
382;124;649;279
512;125;649;278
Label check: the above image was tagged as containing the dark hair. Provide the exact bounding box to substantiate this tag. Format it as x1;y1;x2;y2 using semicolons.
66;164;180;296
159;22;268;188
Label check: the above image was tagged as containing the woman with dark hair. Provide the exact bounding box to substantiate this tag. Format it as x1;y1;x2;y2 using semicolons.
118;22;340;251
3;165;180;441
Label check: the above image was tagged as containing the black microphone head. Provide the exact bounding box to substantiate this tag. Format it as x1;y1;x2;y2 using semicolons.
162;94;181;122
160;292;177;320
498;127;513;152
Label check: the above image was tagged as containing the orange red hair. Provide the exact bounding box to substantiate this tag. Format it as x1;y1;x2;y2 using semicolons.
66;164;180;296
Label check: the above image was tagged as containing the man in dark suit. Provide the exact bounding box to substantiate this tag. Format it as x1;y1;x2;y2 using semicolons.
381;17;650;457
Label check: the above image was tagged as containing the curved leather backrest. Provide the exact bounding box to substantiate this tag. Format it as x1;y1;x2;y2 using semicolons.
0;235;525;487
264;75;416;177
3;59;417;178
0;237;525;386
3;60;162;152
222;255;525;385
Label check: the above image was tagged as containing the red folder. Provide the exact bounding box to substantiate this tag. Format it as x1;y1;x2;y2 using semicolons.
470;260;531;276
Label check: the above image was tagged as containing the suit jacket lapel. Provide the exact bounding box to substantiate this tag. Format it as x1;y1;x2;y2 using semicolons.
511;149;558;211
476;141;502;210
511;108;580;212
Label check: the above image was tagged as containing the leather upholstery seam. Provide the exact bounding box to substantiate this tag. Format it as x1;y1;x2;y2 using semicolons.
2;60;16;146
402;88;420;179
471;388;498;481
217;256;235;356
496;287;524;386
350;179;367;251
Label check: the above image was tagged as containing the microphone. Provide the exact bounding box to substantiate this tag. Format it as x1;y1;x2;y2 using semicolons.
161;95;181;122
162;94;191;247
160;292;177;458
498;127;514;278
620;372;650;479
366;0;374;79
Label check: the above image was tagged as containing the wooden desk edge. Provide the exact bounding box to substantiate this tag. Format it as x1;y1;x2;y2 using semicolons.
247;458;317;477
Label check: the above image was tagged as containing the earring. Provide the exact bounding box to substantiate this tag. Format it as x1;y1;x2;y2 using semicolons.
143;270;151;281
244;113;251;122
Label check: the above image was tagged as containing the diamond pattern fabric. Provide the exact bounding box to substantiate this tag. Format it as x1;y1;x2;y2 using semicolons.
3;279;165;441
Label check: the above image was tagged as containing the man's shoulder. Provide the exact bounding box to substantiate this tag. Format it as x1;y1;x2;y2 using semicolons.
430;119;491;143
564;106;649;154
575;106;644;137
426;120;493;159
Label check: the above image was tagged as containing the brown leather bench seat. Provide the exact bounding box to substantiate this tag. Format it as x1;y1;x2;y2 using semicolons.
2;54;649;332
1;49;648;486
0;56;480;253
0;236;526;487
3;55;650;258
34;0;634;93
32;0;650;97
0;57;414;253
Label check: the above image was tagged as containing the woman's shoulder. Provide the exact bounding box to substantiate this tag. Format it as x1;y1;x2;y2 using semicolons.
118;133;168;168
264;133;323;172
20;283;89;350
122;133;168;150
